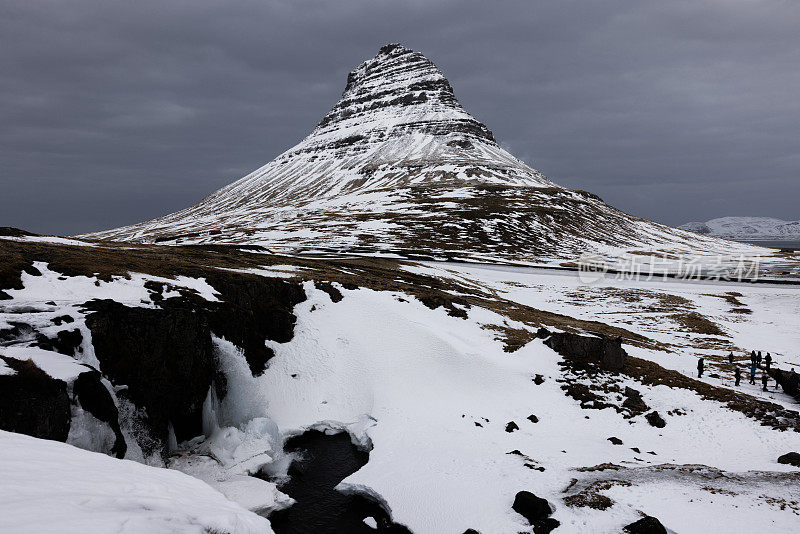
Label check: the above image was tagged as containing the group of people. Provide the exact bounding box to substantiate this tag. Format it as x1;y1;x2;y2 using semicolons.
698;350;799;395
745;350;772;371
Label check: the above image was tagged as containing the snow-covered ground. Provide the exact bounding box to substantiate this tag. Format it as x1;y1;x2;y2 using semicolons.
2;254;799;533
0;234;97;247
0;430;272;534
416;261;800;378
254;278;800;533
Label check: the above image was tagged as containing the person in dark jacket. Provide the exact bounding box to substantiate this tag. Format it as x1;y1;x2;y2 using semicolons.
749;363;757;384
734;366;741;386
762;372;769;391
751;350;757;366
765;353;772;371
697;357;704;378
757;351;763;366
728;352;735;364
774;369;782;390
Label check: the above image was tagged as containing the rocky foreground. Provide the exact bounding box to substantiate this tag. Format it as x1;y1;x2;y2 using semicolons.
2;235;800;533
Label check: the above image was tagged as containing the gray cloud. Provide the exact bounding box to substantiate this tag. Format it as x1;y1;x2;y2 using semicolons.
1;0;798;234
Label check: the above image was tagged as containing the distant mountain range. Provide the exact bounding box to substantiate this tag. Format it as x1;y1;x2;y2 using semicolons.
680;217;800;241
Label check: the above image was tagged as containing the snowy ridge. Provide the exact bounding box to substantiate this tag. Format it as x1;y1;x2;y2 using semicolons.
84;44;777;270
681;217;800;241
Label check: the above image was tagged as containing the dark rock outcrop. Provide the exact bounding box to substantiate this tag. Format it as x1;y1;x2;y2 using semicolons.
418;294;469;319
512;491;559;532
562;382;615;412
777;452;800;467
73;370;126;458
0;357;71;441
51;315;75;326
543;330;626;370
81;274;305;456
608;437;623;445
36;328;83;356
623;515;667;534
622;387;649;415
768;367;800;399
314;280;343;303
645;411;666;428
203;274;306;376
268;430;412;533
84;300;215;452
505;421;519;433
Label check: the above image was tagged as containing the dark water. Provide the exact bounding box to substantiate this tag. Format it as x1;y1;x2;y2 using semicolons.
266;430;412;534
739;240;800;249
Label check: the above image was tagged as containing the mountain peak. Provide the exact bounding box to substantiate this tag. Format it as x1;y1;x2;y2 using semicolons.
342;43;446;97
315;44;495;143
341;43;449;97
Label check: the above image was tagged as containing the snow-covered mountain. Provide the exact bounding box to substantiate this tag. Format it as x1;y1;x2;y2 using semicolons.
681;217;800;241
84;44;762;266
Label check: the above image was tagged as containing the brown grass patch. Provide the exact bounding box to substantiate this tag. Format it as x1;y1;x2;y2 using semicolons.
670;312;726;336
563;480;631;510
482;325;538;353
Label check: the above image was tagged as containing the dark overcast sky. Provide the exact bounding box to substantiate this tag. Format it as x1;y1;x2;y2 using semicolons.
2;1;799;235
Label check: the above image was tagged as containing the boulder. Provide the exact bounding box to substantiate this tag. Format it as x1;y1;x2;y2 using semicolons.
777;452;800;467
505;421;519;432
512;491;552;522
534;519;560;533
769;368;800;399
623;515;667;534
645;411;666;428
544;331;626;370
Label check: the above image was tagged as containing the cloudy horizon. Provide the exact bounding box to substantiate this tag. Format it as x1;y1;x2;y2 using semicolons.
2;0;799;235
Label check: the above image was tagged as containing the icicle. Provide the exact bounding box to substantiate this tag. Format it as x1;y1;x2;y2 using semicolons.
202;385;222;438
166;422;178;453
